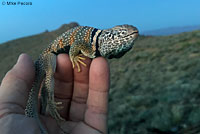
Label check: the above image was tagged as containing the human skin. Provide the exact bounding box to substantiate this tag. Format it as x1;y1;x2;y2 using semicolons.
0;54;109;134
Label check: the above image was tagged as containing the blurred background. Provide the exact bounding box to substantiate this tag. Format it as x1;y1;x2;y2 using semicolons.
1;0;200;44
1;0;200;133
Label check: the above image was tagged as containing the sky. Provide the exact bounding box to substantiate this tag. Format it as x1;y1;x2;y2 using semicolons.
0;0;200;44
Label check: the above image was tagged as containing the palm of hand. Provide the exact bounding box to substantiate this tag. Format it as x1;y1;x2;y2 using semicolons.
0;54;109;134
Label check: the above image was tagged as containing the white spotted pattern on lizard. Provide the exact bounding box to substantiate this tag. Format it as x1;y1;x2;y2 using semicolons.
25;25;139;134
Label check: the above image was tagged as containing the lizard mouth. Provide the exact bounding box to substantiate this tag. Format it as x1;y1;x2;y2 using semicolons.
123;31;139;38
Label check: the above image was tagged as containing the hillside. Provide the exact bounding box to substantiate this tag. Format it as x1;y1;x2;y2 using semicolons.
0;23;200;134
0;22;79;81
142;25;200;36
109;31;200;134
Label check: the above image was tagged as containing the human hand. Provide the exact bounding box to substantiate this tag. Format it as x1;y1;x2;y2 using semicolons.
0;53;109;134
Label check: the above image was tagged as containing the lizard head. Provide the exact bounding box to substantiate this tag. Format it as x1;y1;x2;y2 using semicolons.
98;25;139;59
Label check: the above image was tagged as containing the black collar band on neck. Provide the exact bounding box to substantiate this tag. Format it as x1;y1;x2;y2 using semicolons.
91;28;98;44
95;30;102;57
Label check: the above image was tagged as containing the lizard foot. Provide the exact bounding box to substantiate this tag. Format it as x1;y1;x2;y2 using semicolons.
55;101;64;110
71;54;87;72
48;101;65;121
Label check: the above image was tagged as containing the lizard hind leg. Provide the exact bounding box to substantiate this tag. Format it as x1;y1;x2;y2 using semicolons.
44;53;65;122
40;82;48;115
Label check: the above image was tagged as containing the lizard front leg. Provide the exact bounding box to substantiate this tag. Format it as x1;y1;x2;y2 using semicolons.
69;42;95;72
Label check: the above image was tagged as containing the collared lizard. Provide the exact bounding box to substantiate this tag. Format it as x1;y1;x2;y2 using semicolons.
25;25;139;134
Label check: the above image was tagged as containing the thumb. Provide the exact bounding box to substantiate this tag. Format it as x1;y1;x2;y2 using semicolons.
0;54;35;114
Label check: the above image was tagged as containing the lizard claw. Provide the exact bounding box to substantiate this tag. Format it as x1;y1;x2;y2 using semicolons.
71;60;75;69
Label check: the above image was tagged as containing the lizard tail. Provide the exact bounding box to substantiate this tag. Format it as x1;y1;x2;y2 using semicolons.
25;58;48;134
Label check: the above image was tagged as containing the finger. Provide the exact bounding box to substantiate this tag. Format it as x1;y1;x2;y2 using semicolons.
85;57;109;134
54;54;73;119
69;57;91;121
0;54;35;114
